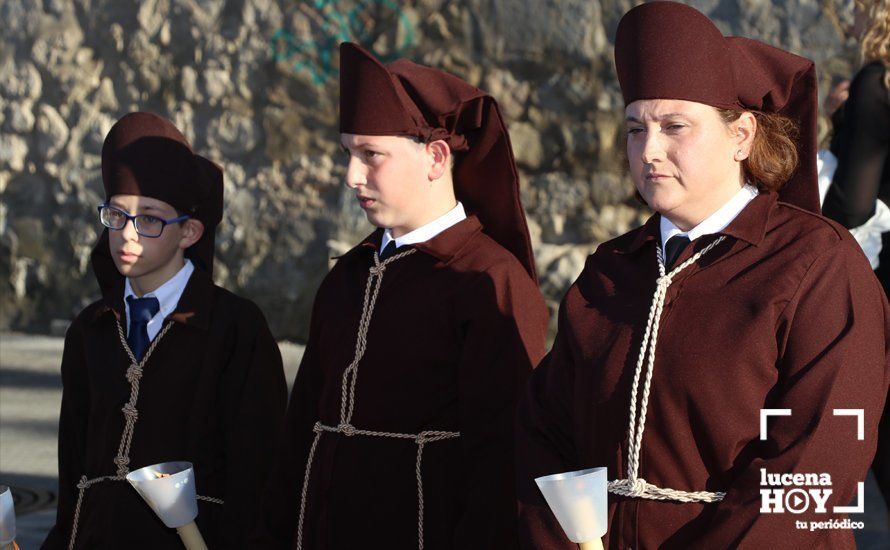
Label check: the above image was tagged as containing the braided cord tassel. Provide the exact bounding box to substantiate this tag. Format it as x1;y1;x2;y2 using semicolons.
608;236;727;503
295;249;460;550
67;320;224;548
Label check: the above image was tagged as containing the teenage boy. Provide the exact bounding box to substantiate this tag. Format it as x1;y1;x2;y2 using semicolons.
43;112;287;549
254;43;549;549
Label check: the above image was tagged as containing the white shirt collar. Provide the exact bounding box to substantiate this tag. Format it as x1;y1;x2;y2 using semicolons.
660;184;759;254
124;259;194;338
381;202;467;250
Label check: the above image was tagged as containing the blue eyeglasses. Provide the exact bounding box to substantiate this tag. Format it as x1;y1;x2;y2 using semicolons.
98;204;191;238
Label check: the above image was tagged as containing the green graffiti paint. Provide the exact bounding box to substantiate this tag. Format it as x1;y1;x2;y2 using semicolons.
270;0;415;84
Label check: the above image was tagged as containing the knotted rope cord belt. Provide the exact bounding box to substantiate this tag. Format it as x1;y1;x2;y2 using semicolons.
295;248;460;550
607;236;728;504
67;320;223;549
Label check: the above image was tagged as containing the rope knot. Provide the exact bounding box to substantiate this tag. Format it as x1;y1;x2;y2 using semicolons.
629;477;648;496
369;264;386;276
312;421;324;433
656;275;673;287
338;423;356;437
121;403;139;419
114;456;131;476
77;475;89;490
125;364;143;383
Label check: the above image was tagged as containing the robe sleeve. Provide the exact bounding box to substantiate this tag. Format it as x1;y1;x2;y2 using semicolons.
216;300;288;549
452;262;548;549
515;291;581;550
41;318;91;549
688;237;890;548
822;63;890;228
250;285;327;548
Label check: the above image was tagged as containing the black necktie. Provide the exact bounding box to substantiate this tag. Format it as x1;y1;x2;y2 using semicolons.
378;240;398;261
127;295;160;362
664;235;692;270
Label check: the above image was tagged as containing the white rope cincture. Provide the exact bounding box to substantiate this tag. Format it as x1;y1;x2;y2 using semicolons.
295;248;460;550
607;236;728;504
67;320;223;549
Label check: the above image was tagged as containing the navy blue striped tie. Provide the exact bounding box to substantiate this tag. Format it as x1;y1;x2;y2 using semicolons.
126;295;160;361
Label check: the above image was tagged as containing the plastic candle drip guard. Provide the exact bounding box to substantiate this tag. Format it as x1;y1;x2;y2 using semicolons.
126;461;198;528
535;467;608;544
0;485;15;547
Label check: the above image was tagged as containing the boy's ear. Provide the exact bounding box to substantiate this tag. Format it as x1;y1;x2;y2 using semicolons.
179;218;205;250
426;139;451;181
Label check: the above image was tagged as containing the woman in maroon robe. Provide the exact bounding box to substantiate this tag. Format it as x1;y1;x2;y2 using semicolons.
516;3;889;548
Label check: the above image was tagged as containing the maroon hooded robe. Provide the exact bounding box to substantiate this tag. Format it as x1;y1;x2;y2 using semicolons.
253;44;548;549
516;3;889;549
43;113;287;550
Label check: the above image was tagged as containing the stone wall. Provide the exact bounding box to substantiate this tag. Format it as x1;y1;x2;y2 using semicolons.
0;0;859;341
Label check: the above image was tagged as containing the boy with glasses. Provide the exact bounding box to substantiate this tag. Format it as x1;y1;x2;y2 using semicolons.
43;112;287;549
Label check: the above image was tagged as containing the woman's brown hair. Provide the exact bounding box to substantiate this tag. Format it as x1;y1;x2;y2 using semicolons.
717;109;800;192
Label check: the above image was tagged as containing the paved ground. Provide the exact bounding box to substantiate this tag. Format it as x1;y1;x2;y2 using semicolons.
1;331;888;548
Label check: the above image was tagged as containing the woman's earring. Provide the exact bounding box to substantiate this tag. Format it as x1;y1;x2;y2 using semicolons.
735;149;745;161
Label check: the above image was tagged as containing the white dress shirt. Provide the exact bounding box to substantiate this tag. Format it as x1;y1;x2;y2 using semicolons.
660;184;759;257
380;202;468;250
124;259;195;341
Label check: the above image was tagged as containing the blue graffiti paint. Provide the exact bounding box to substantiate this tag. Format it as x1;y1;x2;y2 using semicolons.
270;0;415;84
